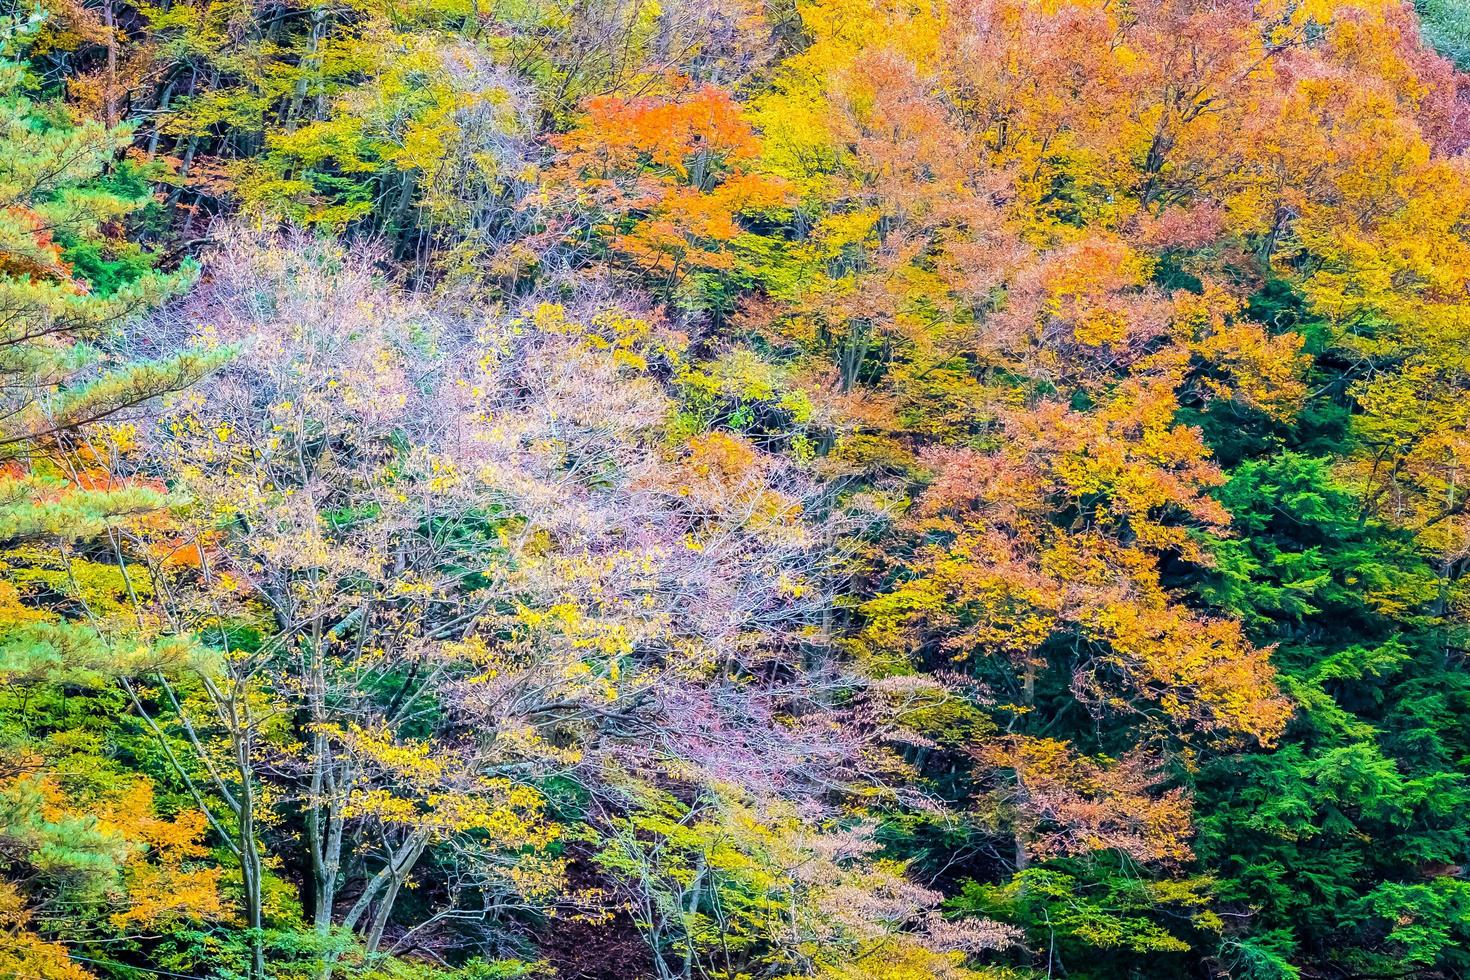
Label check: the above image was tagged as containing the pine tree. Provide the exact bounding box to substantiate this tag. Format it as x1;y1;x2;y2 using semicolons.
0;14;218;542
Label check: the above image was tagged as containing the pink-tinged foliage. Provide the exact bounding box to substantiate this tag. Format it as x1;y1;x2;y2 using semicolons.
131;228;957;965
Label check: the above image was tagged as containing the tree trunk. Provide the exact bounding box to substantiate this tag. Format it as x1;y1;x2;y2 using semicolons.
103;0;117;127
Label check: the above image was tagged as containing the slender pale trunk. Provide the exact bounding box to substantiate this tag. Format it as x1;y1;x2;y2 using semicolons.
146;79;175;159
225;685;266;980
285;10;326;133
103;0;117;126
839;320;870;392
679;856;706;980
318;833;429;980
364;835;428;953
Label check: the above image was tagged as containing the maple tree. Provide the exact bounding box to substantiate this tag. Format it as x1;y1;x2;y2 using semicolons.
548;83;791;310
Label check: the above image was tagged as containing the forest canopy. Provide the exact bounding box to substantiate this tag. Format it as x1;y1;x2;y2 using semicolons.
1;0;1469;978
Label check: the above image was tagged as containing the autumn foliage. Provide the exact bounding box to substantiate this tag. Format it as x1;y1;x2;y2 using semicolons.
2;0;1469;978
